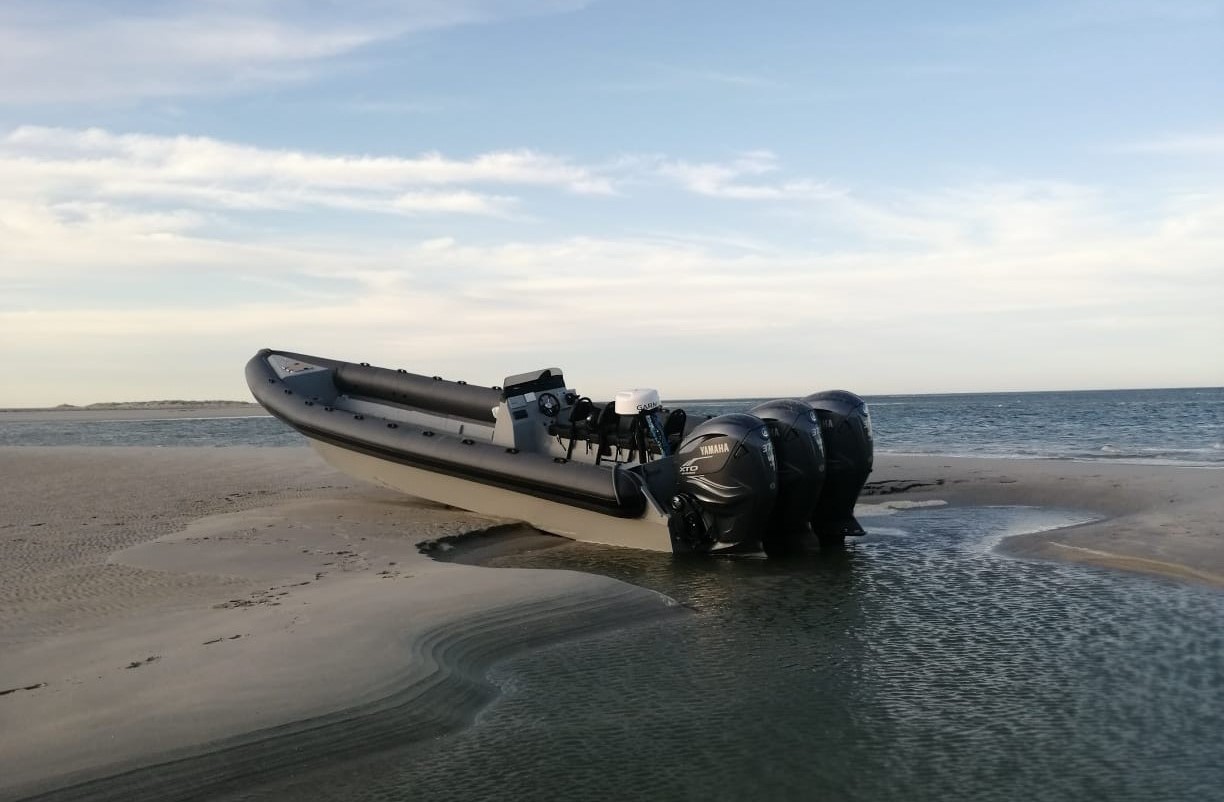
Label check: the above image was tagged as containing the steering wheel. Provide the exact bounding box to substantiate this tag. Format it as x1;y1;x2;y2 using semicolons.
537;392;560;417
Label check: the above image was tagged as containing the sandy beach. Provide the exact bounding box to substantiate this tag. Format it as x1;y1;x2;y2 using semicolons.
1;442;1220;798
0;446;677;799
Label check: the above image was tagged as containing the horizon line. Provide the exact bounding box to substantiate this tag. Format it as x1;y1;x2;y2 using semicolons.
4;384;1221;411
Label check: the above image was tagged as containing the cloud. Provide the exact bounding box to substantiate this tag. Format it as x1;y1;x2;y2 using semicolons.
0;126;615;241
0;0;590;102
1118;133;1224;156
654;151;841;201
6;217;1221;404
0;127;855;258
1;126;1221;403
5;187;1222;402
3;127;614;193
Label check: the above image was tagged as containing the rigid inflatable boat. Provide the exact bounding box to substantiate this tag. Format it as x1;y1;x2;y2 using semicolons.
245;349;874;555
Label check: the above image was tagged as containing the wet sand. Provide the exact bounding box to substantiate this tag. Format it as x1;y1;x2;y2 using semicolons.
867;455;1224;587
0;445;1220;798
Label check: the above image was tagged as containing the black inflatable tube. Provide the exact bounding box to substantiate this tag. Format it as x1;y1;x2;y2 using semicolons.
256;348;501;423
335;362;501;424
247;351;646;518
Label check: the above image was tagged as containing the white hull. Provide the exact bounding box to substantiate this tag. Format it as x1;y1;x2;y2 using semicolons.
309;439;674;552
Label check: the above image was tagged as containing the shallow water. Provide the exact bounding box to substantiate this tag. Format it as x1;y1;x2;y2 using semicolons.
229;506;1224;801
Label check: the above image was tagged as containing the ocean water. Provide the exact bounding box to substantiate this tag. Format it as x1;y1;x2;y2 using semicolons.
0;415;295;448
3;387;1222;465
679;386;1224;465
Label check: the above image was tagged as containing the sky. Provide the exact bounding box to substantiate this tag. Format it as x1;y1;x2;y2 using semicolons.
1;0;1221;406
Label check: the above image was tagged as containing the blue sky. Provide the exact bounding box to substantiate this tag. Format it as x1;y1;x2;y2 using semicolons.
1;0;1221;405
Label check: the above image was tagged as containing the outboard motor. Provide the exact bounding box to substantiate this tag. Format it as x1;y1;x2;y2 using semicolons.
804;390;873;547
669;413;777;554
749;399;826;554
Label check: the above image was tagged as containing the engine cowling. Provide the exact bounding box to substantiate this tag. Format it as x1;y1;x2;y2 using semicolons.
669;413;777;554
749;398;827;554
803;390;873;546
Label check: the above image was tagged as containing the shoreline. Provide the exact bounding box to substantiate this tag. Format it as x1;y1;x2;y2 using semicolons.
2;446;1220;796
865;454;1224;588
9;579;670;801
0;447;678;798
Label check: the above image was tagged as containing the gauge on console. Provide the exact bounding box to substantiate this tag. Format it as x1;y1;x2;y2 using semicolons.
538;392;561;417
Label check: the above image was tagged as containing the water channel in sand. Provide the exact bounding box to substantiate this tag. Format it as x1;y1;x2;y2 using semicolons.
219;505;1224;802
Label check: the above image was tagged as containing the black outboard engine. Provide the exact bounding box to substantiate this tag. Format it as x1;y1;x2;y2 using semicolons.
804;390;873;547
749;399;827;554
669;413;777;554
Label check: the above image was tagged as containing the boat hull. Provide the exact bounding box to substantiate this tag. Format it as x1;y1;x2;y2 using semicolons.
308;438;674;552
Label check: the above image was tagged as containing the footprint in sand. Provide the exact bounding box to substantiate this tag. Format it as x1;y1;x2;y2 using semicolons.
202;635;247;645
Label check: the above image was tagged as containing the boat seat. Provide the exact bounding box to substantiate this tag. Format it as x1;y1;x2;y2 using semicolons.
663;408;687;449
550;404;688;462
